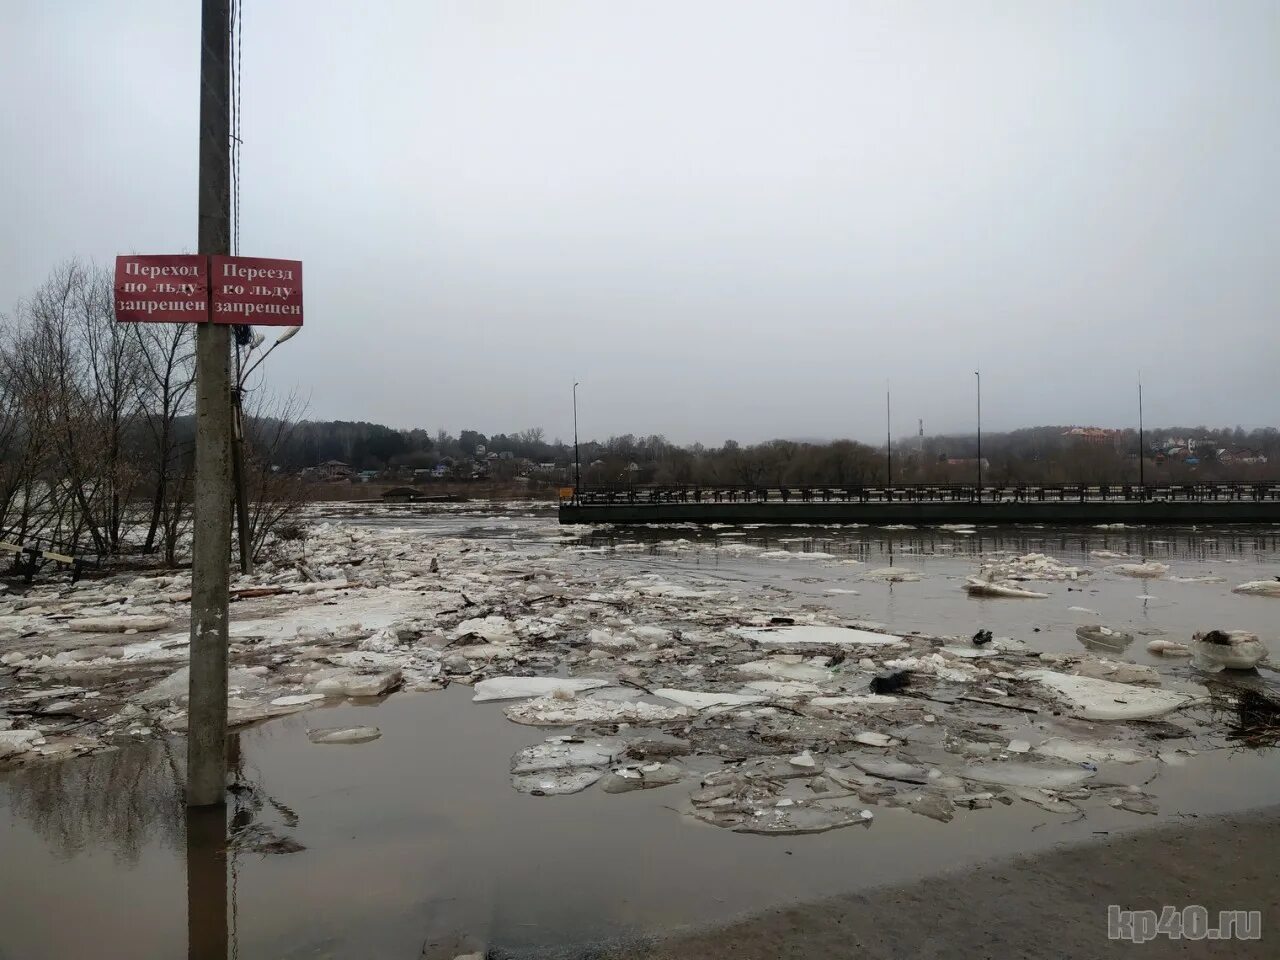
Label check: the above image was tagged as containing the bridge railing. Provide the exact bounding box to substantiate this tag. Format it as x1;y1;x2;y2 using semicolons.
570;481;1280;506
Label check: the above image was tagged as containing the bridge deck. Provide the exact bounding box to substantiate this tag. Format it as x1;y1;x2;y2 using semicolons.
559;482;1280;525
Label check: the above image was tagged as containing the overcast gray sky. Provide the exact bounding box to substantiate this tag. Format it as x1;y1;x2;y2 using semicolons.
3;1;1278;445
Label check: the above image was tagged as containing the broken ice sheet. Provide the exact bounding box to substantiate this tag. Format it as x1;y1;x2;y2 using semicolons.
736;657;834;683
505;696;691;726
652;689;766;710
510;737;624;773
734;625;904;648
962;760;1095;789
849;756;932;784
472;676;610;702
690;779;873;835
509;736;624;796
600;761;683;793
1034;737;1146;765
513;769;606;796
1023;669;1200;720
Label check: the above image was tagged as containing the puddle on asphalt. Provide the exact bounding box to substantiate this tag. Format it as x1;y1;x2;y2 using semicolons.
3;683;1280;959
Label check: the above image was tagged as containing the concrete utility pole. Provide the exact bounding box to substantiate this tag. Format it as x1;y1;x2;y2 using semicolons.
187;0;233;808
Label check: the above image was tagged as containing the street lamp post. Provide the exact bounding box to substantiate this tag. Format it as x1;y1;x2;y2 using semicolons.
572;381;581;499
1138;374;1145;496
885;385;892;487
975;370;982;502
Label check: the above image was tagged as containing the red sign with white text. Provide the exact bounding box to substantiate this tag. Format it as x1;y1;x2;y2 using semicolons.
114;255;209;323
210;256;304;326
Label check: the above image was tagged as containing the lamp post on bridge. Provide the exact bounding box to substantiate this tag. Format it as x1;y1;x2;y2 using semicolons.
1138;373;1145;497
885;384;892;487
572;381;581;499
975;370;982;502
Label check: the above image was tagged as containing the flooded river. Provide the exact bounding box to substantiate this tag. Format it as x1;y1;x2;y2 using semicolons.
1;505;1278;958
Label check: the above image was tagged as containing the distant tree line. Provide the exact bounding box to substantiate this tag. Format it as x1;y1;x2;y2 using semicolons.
287;419;1279;488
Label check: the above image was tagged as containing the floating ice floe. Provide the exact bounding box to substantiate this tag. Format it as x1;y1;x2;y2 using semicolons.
503;697;690;726
1069;659;1160;685
863;568;921;582
962;760;1096;789
601;761;683;792
852;731;896;747
307;725;381;744
737;657;834;683
963;578;1048;599
734;625;904;648
741;679;824;698
1107;561;1169;579
757;550;836;561
269;694;326;710
1023;669;1198;720
1147;639;1192;657
1033;737;1146;765
307;668;402;698
472;676;610;702
1231;580;1280;598
1191;630;1268;671
849;756;932;783
978;553;1085;582
133;665;268;706
510;736;625;795
1075;625;1135;651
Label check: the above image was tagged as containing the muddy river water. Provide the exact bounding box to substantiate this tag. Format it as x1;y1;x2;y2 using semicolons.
1;505;1278;958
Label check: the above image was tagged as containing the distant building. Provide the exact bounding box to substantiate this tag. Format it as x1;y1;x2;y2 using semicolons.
1063;427;1122;447
317;459;352;480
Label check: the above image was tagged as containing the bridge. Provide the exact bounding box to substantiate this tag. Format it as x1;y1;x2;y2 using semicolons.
558;481;1280;525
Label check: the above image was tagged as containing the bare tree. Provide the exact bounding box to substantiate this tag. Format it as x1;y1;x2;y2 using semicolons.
133;324;196;554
